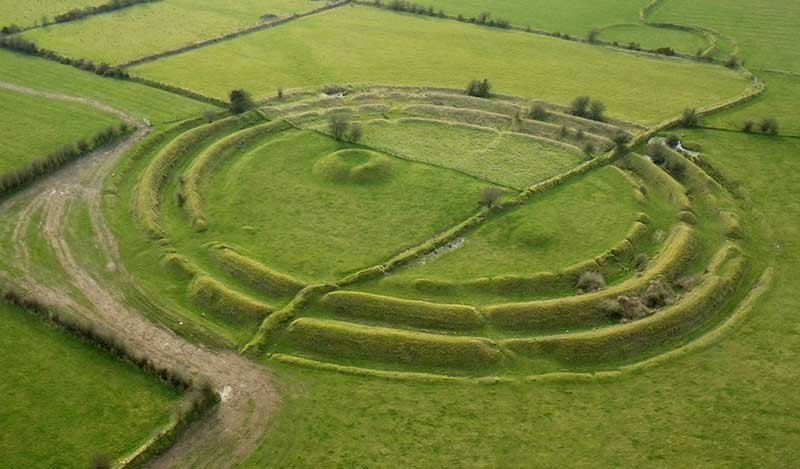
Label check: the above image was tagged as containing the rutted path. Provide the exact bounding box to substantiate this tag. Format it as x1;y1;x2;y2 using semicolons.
0;81;279;468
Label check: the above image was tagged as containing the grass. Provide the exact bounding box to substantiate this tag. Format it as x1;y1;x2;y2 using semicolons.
360;119;585;189
0;0;105;28
179;129;492;282
0;49;214;124
651;0;800;72
380;166;641;281
130;5;749;125
703;71;800;136
0;301;179;468
418;0;644;36
598;24;710;55
23;0;319;65
0;87;120;175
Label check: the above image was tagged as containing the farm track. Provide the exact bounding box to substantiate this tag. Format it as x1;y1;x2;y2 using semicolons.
0;81;279;468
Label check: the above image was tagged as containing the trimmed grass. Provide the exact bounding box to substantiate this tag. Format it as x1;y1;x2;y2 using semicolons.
0;301;179;468
419;0;644;36
651;0;800;72
131;6;748;125
703;71;800;136
361;119;585;189
188;129;492;281
0;0;105;28
0;49;214;124
384;166;640;281
0;87;120;175
23;0;319;65
599;24;710;55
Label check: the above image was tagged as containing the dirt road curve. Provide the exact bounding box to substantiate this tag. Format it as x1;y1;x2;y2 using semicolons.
0;82;279;468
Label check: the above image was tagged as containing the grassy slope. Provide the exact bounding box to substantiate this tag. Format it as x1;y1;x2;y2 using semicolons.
704;71;800;136
0;0;105;27
131;6;748;125
651;0;800;72
191;129;492;281
23;0;318;65
360;119;584;189
0;87;120;174
421;0;644;36
388;166;639;279
243;127;800;469
0;49;213;124
0;302;179;468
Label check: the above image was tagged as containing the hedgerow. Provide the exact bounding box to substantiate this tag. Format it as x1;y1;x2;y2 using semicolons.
505;254;748;364
187;275;272;320
287;318;502;369
1;123;131;197
321;291;483;331
183;120;290;231
485;224;698;332
52;0;160;25
210;245;306;297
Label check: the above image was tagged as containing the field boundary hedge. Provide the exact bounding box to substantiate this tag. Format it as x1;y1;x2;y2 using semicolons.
321;290;483;331
121;0;352;69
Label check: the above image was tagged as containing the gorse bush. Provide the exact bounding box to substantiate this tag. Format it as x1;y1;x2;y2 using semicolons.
466;79;492;98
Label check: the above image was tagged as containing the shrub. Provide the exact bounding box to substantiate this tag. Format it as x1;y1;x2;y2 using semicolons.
558;125;569;138
589;101;606;121
479;186;503;208
665;134;680;147
725;54;740;69
328;114;351;141
654;47;676;56
527;103;548;120
277;87;284;99
742;120;755;133
648;143;667;164
582;142;596;157
466;78;492;98
760;117;779;136
634;253;649;272
576;271;606;293
642;278;674;308
679;108;699;128
575;129;585;140
229;89;254;114
347;122;363;143
665;158;686;180
569;96;591;118
612;132;630;155
588;28;600;44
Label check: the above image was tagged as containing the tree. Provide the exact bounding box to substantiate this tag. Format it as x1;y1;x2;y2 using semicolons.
347;122;363;143
466;78;492;98
329;114;350;141
679;108;699;128
589;100;606;121
569;96;591;118
760;117;779;136
479;186;503;208
613;132;630;155
277;87;284;99
229;89;253;114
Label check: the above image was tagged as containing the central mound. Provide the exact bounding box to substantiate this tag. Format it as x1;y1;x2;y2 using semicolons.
313;149;393;184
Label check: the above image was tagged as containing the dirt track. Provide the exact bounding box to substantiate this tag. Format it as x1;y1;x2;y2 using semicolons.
0;81;279;468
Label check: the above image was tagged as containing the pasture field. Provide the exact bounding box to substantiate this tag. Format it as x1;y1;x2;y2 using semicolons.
0;87;120;175
130;6;748;125
23;0;319;65
0;0;106;28
651;0;800;72
2;0;800;466
419;0;644;36
0;49;214;124
598;24;709;55
0;301;180;468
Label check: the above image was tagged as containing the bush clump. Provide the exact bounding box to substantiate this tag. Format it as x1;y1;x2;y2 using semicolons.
576;271;606;293
229;89;254;114
466;78;492;98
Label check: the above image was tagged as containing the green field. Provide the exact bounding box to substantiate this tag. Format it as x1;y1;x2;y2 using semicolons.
131;6;748;125
0;50;214;124
0;0;105;27
599;24;709;54
191;129;493;281
651;0;800;72
0;301;179;468
0;87;120;175
421;0;644;36
23;0;319;65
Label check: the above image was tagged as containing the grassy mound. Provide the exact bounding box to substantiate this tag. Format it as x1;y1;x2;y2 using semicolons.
312;149;393;185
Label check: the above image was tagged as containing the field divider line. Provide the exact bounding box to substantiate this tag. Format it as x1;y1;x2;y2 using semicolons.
118;0;352;69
